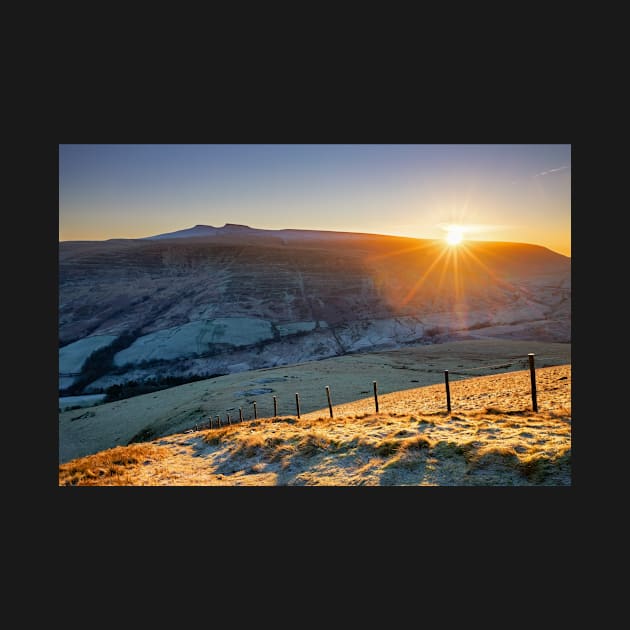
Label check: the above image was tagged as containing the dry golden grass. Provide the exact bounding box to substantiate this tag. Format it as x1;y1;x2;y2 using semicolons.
59;339;571;464
59;444;170;486
59;365;571;486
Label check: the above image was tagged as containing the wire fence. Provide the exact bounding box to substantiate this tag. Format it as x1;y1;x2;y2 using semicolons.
187;352;563;432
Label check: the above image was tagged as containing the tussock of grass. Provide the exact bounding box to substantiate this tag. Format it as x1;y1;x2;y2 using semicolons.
467;446;519;471
423;410;455;418
310;414;352;426
232;435;285;458
478;406;509;415
383;450;426;471
432;440;476;458
296;433;338;456
518;447;571;482
203;428;231;445
400;435;434;451
380;436;433;471
374;439;401;457
267;444;296;463
390;428;414;437
335;436;360;451
475;407;535;418
59;444;169;486
464;443;571;483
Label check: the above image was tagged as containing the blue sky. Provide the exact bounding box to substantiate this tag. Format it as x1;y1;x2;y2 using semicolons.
59;144;571;256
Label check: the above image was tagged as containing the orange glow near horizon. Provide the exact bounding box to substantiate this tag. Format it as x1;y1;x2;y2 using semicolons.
58;220;571;258
394;237;527;329
59;145;571;256
445;226;464;246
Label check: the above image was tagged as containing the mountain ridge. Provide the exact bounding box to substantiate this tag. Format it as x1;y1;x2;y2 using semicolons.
59;226;570;399
60;223;570;259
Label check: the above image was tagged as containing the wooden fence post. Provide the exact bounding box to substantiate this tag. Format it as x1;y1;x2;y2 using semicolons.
239;407;243;422
227;414;231;425
528;353;538;412
273;396;277;417
253;401;257;420
373;381;379;413
326;386;333;418
444;370;451;413
217;415;221;427
295;393;301;418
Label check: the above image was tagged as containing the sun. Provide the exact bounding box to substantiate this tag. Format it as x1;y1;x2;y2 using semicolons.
445;226;464;246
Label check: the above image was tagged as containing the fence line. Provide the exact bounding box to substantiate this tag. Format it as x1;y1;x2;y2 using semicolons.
186;353;552;433
441;354;562;375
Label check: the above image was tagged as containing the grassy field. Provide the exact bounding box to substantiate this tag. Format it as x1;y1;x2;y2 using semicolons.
59;364;571;486
59;338;570;464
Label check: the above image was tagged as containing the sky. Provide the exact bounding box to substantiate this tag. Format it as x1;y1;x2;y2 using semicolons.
59;144;571;256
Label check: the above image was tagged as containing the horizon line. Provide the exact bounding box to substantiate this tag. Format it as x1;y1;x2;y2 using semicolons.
58;223;570;257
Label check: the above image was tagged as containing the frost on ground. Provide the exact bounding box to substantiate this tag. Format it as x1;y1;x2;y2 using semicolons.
59;364;571;486
59;394;107;411
58;339;570;464
59;334;118;374
113;317;275;365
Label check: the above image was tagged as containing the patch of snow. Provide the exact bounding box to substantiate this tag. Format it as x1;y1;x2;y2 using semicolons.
337;317;426;351
59;334;118;374
114;317;275;366
277;321;319;336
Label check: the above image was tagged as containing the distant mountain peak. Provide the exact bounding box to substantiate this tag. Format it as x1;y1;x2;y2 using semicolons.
144;223;261;240
222;223;252;230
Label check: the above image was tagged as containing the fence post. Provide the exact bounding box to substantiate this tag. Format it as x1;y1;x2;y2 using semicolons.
528;353;538;412
239;407;243;422
253;401;257;420
295;393;301;418
217;415;221;427
227;414;231;425
373;381;379;413
444;370;451;413
273;396;278;417
326;385;333;418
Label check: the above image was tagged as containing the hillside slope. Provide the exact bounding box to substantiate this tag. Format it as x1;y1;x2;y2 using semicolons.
59;228;570;394
58;339;570;464
59;363;571;486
